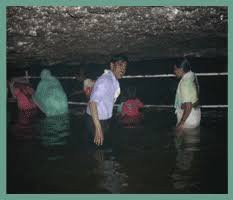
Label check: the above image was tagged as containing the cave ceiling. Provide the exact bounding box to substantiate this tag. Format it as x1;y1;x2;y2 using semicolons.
7;6;227;68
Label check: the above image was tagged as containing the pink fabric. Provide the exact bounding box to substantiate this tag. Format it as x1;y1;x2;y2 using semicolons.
122;98;144;117
121;115;142;125
13;87;37;111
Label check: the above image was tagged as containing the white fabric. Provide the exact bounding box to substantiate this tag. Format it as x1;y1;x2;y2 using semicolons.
176;107;201;129
174;71;198;110
86;69;120;120
104;69;121;101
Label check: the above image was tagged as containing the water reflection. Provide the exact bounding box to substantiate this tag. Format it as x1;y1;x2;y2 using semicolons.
171;127;201;192
7;109;227;193
36;114;70;160
93;149;128;193
10;110;38;140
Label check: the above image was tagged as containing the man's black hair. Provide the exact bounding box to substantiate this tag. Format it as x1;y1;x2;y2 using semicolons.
110;54;128;63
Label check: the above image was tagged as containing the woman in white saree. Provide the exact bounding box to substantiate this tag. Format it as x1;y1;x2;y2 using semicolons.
173;58;201;130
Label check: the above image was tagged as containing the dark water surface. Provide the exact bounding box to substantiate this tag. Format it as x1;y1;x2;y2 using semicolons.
7;104;227;194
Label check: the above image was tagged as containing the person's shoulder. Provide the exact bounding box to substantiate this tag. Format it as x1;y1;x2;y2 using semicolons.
180;78;193;87
135;98;142;102
125;99;134;104
131;99;142;105
96;73;112;84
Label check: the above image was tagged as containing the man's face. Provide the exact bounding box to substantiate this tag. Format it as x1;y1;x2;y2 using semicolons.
173;65;184;78
111;60;127;79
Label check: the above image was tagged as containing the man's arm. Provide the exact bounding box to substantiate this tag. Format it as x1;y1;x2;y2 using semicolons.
88;101;104;146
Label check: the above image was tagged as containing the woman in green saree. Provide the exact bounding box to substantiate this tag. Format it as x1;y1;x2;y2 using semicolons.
32;69;68;117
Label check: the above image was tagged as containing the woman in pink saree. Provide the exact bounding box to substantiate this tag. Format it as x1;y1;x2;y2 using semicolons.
9;79;37;111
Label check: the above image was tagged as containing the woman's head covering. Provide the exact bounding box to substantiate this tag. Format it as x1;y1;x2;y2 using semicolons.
40;69;52;80
33;68;68;116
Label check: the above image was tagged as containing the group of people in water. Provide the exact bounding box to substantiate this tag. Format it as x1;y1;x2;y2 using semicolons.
8;54;201;146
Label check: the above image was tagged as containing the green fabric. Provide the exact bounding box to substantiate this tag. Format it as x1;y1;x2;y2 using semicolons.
38;114;70;147
32;69;68;116
175;71;198;109
117;102;124;113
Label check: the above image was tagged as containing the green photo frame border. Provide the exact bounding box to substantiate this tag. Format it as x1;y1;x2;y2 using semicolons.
0;0;232;199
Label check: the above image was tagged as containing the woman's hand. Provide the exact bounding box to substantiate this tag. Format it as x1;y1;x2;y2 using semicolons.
176;102;192;130
175;121;185;131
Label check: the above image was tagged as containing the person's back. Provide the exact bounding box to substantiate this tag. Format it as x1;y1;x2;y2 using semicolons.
32;69;68;117
122;98;144;117
120;86;144;127
13;85;37;111
9;79;37;111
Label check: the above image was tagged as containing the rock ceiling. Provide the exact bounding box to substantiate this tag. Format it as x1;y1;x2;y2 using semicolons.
7;6;227;67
